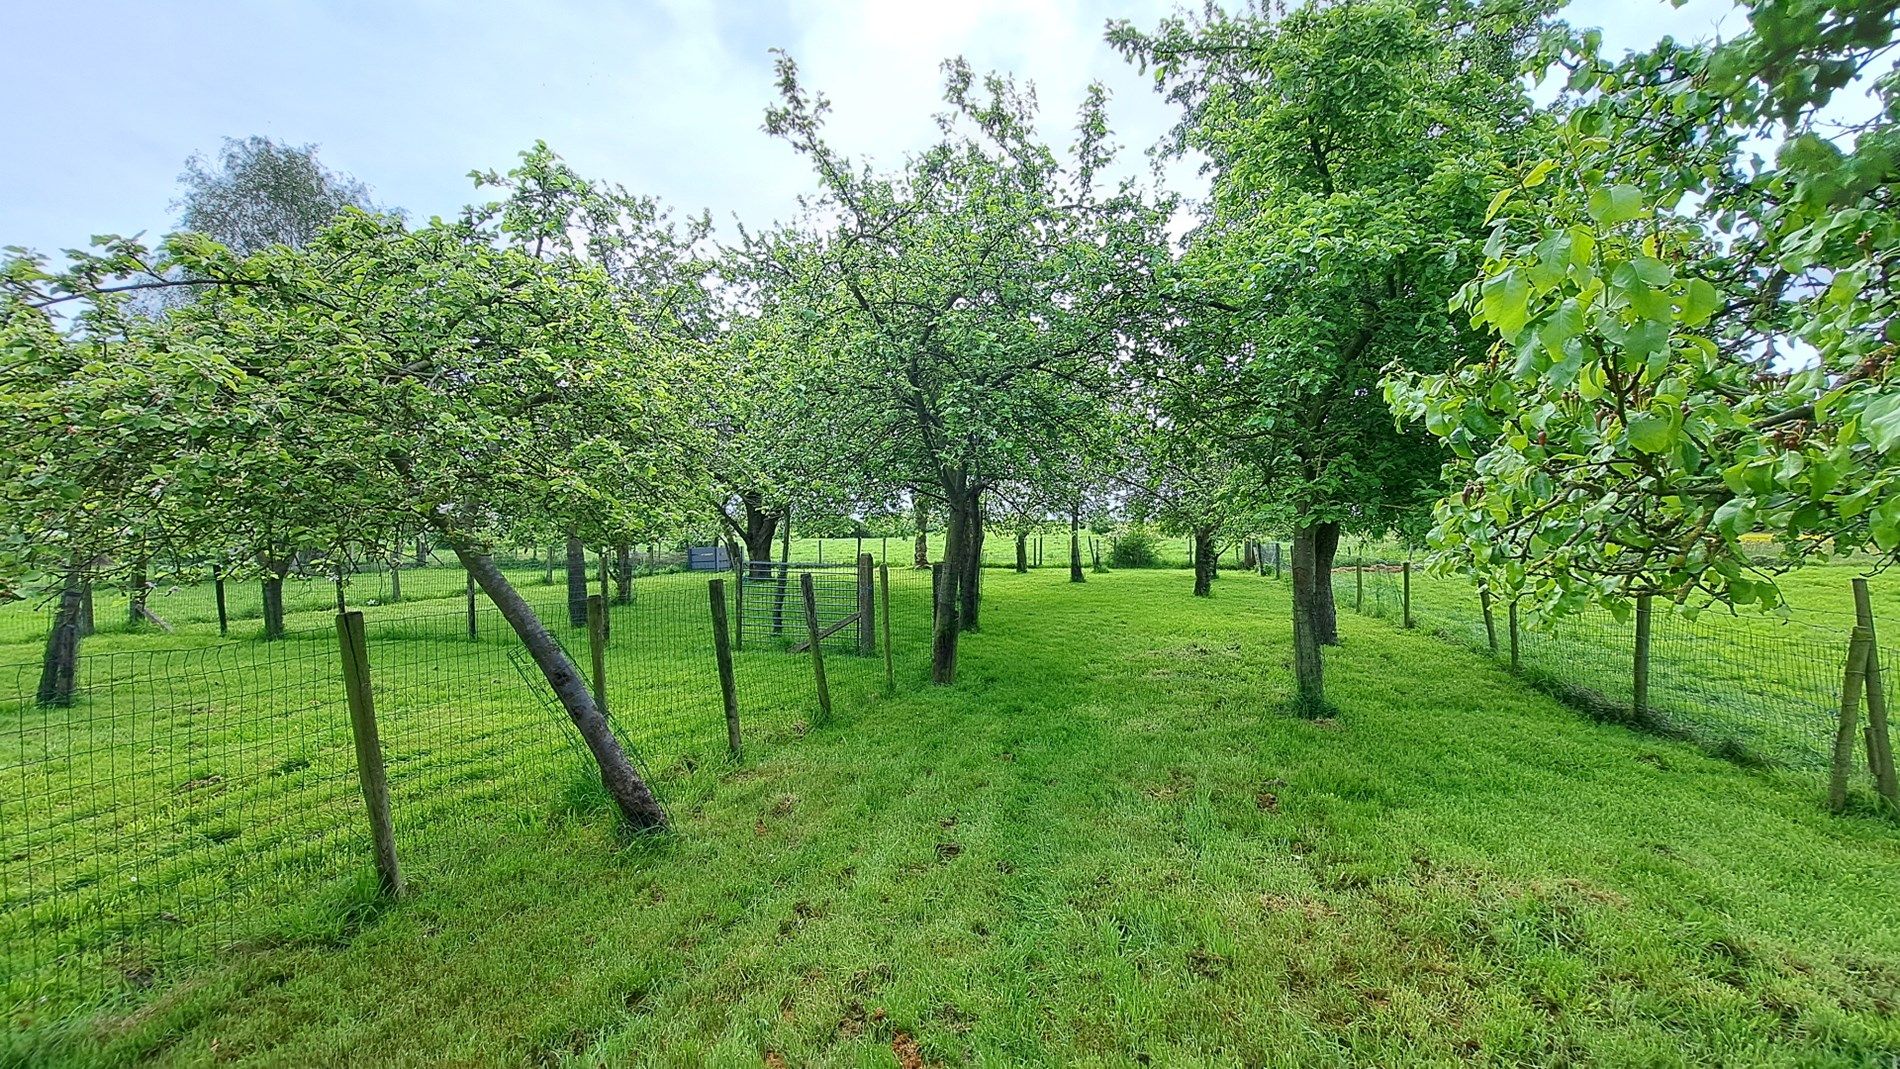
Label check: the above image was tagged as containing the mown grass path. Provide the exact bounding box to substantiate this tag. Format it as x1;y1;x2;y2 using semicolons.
15;570;1900;1067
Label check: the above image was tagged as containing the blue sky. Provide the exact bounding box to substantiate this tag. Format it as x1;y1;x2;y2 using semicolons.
2;0;1748;257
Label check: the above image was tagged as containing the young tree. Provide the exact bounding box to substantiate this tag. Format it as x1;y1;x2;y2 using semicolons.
1114;0;1549;710
1389;0;1900;616
765;55;1169;682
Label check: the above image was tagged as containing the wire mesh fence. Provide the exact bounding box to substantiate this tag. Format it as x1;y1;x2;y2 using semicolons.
1342;554;1898;773
1;559;936;1024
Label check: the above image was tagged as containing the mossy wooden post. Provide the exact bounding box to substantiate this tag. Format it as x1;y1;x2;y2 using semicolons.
1481;588;1498;654
708;579;741;761
1274;542;1283;581
586;594;610;718
1852;578;1896;804
1401;561;1413;629
857;553;876;656
336;610;401;896
1354;558;1364;613
465;572;478;639
799;571;832;725
1832;626;1874;812
879;563;894;693
1508;599;1521;671
1633;594;1653;721
213;562;230;636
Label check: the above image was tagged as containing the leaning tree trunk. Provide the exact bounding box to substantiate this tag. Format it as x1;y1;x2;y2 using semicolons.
958;498;984;632
1290;525;1327;714
564;536;589;628
1192;527;1216;597
613;543;634;604
77;579;94;637
444;534;667;832
1314;521;1341;646
1069;510;1085;584
1015;531;1028;573
36;571;83;706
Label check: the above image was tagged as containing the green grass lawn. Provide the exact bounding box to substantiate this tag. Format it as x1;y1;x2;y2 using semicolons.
7;569;1899;1066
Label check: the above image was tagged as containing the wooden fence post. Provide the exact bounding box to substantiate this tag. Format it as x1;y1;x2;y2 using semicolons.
1633;594;1653;721
1508;599;1521;671
213;563;229;636
597;553;611;637
336;610;401;896
1852;578;1896;805
1401;561;1413;629
800;572;832;725
465;572;478;639
1274;543;1283;581
1481;588;1498;654
858;553;876;656
708;579;741;761
1355;558;1364;613
587;594;610;718
880;563;895;692
1832;626;1875;812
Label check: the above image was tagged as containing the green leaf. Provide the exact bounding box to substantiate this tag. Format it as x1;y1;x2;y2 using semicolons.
1586;184;1646;226
1481;269;1532;341
1627;413;1676;453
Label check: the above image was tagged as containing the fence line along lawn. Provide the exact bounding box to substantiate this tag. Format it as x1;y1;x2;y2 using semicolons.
10;568;1898;1067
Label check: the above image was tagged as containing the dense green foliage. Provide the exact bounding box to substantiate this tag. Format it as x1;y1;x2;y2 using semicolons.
1390;0;1900;617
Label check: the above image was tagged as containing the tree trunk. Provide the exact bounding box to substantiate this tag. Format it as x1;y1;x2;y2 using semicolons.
389;557;403;603
1015;530;1028;573
261;576;286;640
1314;520;1341;646
913;500;931;568
77;579;94;637
933;502;966;684
1069;510;1085;584
958;497;983;632
1290;524;1327;714
739;494;782;565
564;536;588;628
613;543;634;604
415;536;428;569
36;571;82;706
1192;527;1215;597
128;558;149;627
444;534;667;832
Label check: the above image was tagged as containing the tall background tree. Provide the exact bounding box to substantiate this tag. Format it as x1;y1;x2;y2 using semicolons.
1114;0;1553;710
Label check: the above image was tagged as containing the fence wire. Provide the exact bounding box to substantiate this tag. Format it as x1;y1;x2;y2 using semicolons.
1;559;935;1024
1343;555;1897;772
